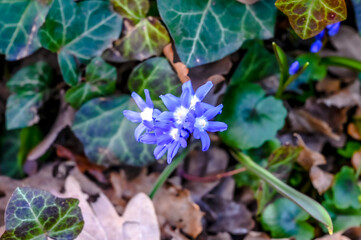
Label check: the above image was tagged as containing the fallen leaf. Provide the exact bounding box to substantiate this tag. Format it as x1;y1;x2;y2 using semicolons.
316;79;341;94
352;150;361;173
310;165;334;195
163;224;190;240
244;231;270;240
317;81;361;108
296;134;327;170
163;43;189;83
208;232;232;240
154;183;204;238
315;231;350;240
237;0;259;4
348;123;361;140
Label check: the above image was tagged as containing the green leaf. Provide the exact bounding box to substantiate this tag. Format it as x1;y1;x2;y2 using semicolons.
231;42;278;85
157;0;276;67
38;0;123;85
0;0;51;61
338;141;361;158
0;187;83;240
219;84;287;150
65;57;117;109
6;62;53;130
103;17;169;63
111;0;149;24
272;42;288;83
296;53;327;83
275;0;347;39
332;166;361;209
72;96;155;166
261;198;314;240
232;151;333;234
0;126;43;178
128;57;181;106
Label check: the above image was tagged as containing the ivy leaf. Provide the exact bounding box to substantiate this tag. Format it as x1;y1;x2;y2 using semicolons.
0;187;84;240
0;126;43;179
219;83;287;150
72;96;155;166
38;0;123;85
157;0;276;67
103;17;170;63
65;57;117;109
261;198;315;240
275;0;347;39
111;0;149;24
231;42;277;85
6;62;53;130
128;57;181;107
0;0;51;61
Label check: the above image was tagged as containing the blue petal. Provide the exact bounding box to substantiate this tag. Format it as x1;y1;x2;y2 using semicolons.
123;110;141;123
143;120;154;129
140;133;157;144
193;127;201;139
203;104;223;120
206;121;228;132
157;134;173;145
153;109;162;117
154;121;173;132
327;22;340;36
182;80;194;95
134;123;147;141
288;61;300;75
310;40;323;53
167;141;180;164
315;30;325;40
195;81;213;101
180;88;191;108
160;94;180;111
179;138;187;148
200;131;210;151
157;111;175;122
194;102;206;117
144;89;154;108
154;144;168;160
131;92;147;111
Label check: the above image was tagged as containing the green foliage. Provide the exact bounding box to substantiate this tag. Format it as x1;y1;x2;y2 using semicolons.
111;0;149;24
6;62;53;130
323;166;361;232
337;141;361;158
296;53;327;83
231;42;278;85
0;126;43;178
65;57;117;109
219;84;287;150
261;198;314;240
158;0;276;67
38;0;123;85
275;0;347;39
0;0;51;61
128;57;181;106
0;187;83;240
72;96;155;166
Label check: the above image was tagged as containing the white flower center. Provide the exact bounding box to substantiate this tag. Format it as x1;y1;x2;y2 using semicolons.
174;106;189;124
140;107;153;121
195;117;208;131
190;95;200;109
169;128;179;140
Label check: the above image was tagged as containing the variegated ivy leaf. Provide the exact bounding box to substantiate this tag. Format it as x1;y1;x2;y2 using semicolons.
65;57;117;109
111;0;149;24
72;96;155;166
38;0;123;86
0;0;51;61
275;0;347;39
0;187;84;240
6;62;53;130
103;17;170;63
157;0;276;68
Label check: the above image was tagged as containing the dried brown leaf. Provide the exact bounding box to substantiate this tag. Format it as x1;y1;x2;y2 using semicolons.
163;43;190;83
316;79;341;94
317;81;361;108
310;165;334;195
296;134;327;170
244;231;270;240
315;231;350;240
347;123;361;140
237;0;259;4
352;150;361;173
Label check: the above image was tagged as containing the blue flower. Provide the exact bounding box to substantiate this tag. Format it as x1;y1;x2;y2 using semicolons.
310;39;323;53
310;22;340;53
123;90;160;141
327;22;341;36
123;80;228;164
289;61;300;75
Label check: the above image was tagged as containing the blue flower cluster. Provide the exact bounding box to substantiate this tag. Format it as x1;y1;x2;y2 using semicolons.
310;22;341;53
123;80;228;164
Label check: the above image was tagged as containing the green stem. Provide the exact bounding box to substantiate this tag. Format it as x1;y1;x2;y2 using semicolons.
231;150;333;234
149;145;194;199
321;56;361;72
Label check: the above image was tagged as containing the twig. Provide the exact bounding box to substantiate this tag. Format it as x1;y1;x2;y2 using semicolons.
180;167;247;183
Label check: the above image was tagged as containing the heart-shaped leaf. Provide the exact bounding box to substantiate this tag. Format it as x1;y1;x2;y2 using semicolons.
275;0;347;39
38;0;123;85
111;0;149;24
0;0;51;61
6;62;53;130
0;187;84;240
65;57;117;109
72;96;155;166
128;57;181;106
157;0;276;67
261;198;315;240
219;83;287;150
103;17;170;63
